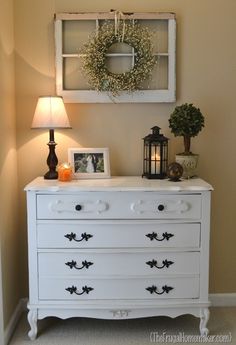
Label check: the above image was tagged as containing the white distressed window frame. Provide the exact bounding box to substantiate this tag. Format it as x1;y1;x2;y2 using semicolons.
54;12;176;103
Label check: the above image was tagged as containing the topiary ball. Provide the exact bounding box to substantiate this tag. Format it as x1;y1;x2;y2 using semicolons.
167;162;183;182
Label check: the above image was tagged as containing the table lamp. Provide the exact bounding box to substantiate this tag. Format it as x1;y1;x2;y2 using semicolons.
32;96;71;179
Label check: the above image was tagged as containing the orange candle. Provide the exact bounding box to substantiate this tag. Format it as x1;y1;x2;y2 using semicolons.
58;163;72;182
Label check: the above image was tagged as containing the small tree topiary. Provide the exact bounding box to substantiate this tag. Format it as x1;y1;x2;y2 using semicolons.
169;103;205;155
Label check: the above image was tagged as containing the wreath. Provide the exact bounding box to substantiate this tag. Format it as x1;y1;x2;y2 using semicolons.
81;20;156;96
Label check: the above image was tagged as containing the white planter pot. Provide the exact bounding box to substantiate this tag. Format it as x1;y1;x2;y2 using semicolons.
175;154;199;178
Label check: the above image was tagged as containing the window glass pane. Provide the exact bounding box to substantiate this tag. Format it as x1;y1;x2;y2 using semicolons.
105;56;133;74
140;56;168;90
139;19;168;53
63;57;91;90
63;20;96;53
107;42;133;54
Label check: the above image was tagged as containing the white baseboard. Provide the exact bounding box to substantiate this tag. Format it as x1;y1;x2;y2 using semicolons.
210;293;236;307
4;298;27;345
3;295;236;344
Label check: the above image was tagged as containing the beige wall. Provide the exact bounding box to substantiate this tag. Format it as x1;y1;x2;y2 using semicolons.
14;0;236;295
0;0;20;328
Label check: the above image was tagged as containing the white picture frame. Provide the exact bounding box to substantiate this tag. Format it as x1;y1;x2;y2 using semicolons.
68;147;110;179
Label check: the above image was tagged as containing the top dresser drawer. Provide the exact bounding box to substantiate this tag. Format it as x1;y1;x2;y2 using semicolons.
37;192;201;220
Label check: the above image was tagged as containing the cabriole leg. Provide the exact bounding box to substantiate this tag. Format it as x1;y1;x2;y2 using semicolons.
27;309;38;340
200;307;210;336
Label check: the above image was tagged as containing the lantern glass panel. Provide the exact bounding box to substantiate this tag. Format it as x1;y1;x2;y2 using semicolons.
151;144;160;174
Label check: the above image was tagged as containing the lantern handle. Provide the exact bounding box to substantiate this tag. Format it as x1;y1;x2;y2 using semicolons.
151;126;161;135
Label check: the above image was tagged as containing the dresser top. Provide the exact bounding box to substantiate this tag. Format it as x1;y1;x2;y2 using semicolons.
24;176;213;192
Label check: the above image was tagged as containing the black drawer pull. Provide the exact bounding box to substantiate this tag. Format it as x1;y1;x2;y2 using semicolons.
146;231;174;241
65;260;94;270
64;232;93;242
146;285;174;295
65;285;94;296
146;259;174;269
157;204;165;211
75;204;82;211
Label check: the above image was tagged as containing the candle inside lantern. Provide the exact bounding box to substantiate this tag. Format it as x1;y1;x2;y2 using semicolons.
58;163;72;182
151;154;160;174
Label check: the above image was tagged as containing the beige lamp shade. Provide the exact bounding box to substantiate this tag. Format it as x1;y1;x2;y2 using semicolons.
31;96;71;129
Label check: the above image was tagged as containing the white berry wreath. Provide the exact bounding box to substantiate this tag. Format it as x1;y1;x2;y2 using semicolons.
81;19;156;97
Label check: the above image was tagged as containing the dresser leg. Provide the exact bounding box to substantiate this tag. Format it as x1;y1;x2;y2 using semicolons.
199;307;210;336
27;309;38;340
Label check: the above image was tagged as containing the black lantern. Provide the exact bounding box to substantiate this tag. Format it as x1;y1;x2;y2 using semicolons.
142;126;169;179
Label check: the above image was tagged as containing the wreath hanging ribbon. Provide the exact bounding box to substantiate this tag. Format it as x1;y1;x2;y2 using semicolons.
113;10;126;41
81;10;156;97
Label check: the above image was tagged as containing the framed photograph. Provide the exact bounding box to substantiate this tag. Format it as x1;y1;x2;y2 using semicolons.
68;148;110;179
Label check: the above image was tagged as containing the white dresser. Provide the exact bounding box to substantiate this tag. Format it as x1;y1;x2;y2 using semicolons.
25;176;213;339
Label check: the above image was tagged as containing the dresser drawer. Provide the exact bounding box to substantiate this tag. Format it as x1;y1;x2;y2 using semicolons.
38;251;200;277
39;276;199;300
36;193;201;220
37;221;200;249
